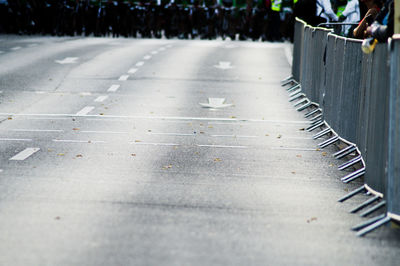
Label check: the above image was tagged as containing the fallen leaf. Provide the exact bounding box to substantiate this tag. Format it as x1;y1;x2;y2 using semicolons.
299;128;305;131
265;134;269;136
277;134;282;139
99;113;104;115
322;152;327;156
200;131;205;134
162;165;173;170
208;126;213;129
214;158;222;162
48;149;54;152
291;171;296;174
135;140;141;142
329;163;334;167
72;128;80;131
316;148;321;151
307;217;317;223
57;153;65;156
131;154;136;157
230;116;237;119
148;130;152;132
76;154;83;158
296;154;302;158
55;216;61;220
7;117;12;120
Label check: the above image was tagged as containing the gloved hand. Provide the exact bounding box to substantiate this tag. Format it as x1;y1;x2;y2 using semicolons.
338;14;346;22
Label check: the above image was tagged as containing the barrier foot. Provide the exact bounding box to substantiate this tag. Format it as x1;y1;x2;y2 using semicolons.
289;89;302;98
341;167;365;183
289;93;305;102
304;108;321;118
293;98;308;107
351;214;386;231
360;200;386;217
338;155;362;170
310;113;323;122
296;101;313;112
281;76;294;86
356;216;391;237
350;195;380;213
286;84;300;92
313;128;331;139
307;121;325;132
338;185;366;202
318;135;339;148
334;145;357;159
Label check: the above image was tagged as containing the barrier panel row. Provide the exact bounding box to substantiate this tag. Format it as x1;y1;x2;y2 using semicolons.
285;18;399;236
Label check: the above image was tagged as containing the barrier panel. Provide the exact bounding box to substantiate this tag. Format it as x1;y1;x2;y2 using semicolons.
292;18;305;82
363;44;390;196
388;36;400;221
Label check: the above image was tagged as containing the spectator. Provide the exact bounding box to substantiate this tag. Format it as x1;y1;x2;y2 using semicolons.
337;0;360;36
316;0;338;23
366;0;394;42
353;0;381;39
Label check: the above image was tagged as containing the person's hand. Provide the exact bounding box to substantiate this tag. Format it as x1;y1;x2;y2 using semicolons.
338;14;346;21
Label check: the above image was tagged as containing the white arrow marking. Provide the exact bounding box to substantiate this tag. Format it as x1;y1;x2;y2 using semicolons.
55;57;79;64
214;61;233;70
76;106;95;116
10;148;40;161
119;75;129;81
199;98;233;109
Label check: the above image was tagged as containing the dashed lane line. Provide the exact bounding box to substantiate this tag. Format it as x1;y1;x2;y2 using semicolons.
94;95;109;102
128;68;138;74
151;51;158;55
143;55;151;60
10;129;63;133
10;148;40;161
197;144;247;149
136;61;145;67
76;106;95;116
119;75;129;81
0;138;32;141
52;139;106;143
107;84;120;92
10;46;22;51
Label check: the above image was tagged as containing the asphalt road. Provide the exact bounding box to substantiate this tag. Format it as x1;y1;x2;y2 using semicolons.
0;35;399;266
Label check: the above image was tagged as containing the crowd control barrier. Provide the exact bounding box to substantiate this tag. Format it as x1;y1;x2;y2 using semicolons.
284;19;400;236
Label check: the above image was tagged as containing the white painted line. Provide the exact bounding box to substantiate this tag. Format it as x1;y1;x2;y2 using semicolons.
107;84;120;92
131;142;180;146
80;92;92;96
147;132;195;136
0;91;3;93
136;61;145;67
10;148;40;161
270;147;316;151
10;46;22;51
10;129;63;133
197;144;247;149
76;106;95;116
0;51;4;54
119;75;129;81
52;139;106;143
214;61;233;70
211;135;258;138
158;47;166;51
143;55;152;60
94;95;109;102
27;43;38;47
55;57;79;64
35;91;46;94
151;51;158;55
0;138;32;141
0;169;3;173
81;130;128;134
128;68;138;74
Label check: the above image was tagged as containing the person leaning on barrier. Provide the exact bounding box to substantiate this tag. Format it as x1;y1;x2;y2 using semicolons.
353;0;381;39
316;0;338;23
336;0;360;36
366;0;393;42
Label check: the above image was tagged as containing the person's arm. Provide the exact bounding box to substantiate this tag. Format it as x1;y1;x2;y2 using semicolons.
320;0;338;21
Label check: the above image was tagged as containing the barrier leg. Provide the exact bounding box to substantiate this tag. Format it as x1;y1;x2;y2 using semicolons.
360;201;386;217
286;84;300;92
338;185;366;202
356;216;391;237
313;128;331;139
318;135;339;148
296;101;313;112
310;113;323;122
333;145;357;159
350;195;380;213
281;76;294;86
351;214;386;231
307;121;325;132
304;108;321;118
342;167;365;183
338;155;362;170
293;98;308;107
289;93;305;102
289;89;302;97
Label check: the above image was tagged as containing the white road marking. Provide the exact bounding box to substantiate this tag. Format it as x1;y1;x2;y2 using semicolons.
158;47;166;51
131;142;180;146
143;55;152;60
136;61;145;67
10;129;63;133
94;95;109;102
211;135;258;138
0;138;33;141
0;169;3;173
80;92;92;96
76;106;95;116
0;113;310;124
81;130;128;134
199;98;233;108
197;144;247;149
151;51;158;55
147;132;195;136
35;91;46;94
107;84;120;92
27;43;38;47
55;57;79;64
271;147;316;151
10;46;22;51
119;75;129;81
128;68;138;74
10;148;40;161
214;61;233;70
52;139;106;143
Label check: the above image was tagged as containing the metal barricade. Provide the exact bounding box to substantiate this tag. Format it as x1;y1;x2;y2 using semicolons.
292;18;306;81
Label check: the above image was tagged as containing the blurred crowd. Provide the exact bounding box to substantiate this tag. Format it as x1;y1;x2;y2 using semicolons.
0;0;298;42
